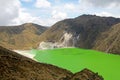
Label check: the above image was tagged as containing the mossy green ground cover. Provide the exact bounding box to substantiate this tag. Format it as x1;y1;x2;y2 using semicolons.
31;48;120;80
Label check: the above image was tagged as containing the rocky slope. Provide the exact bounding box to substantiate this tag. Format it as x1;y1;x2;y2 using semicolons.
93;23;120;54
0;46;103;80
0;23;48;50
38;15;120;50
0;46;72;80
70;69;103;80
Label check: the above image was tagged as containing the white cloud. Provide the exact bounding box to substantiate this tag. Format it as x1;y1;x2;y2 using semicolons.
35;0;51;8
79;0;120;8
106;2;120;9
95;12;120;18
12;8;50;26
52;10;67;20
0;0;21;26
95;12;114;17
20;0;32;2
64;3;75;10
78;0;120;18
0;0;52;26
0;0;120;26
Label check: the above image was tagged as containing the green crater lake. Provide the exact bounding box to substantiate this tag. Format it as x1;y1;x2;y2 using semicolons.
31;48;120;80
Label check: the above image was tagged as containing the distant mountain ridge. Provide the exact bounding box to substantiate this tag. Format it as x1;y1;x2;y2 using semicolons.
38;15;120;54
0;46;103;80
0;15;120;54
0;23;48;50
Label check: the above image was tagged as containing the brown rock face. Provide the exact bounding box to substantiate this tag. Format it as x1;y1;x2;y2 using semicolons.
0;46;103;80
93;23;120;54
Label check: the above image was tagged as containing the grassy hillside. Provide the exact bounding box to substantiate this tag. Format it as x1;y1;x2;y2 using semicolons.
32;48;120;80
0;23;48;50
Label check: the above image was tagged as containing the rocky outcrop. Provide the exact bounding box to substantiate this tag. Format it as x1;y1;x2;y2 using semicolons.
38;32;74;49
70;69;103;80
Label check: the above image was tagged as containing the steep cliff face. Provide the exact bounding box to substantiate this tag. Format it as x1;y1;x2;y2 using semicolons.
0;23;48;50
0;46;104;80
38;15;120;49
93;23;120;54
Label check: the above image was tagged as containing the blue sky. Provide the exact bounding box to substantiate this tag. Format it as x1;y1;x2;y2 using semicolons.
0;0;120;26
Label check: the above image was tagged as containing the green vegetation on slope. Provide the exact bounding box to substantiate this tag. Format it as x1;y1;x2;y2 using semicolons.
32;48;120;80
